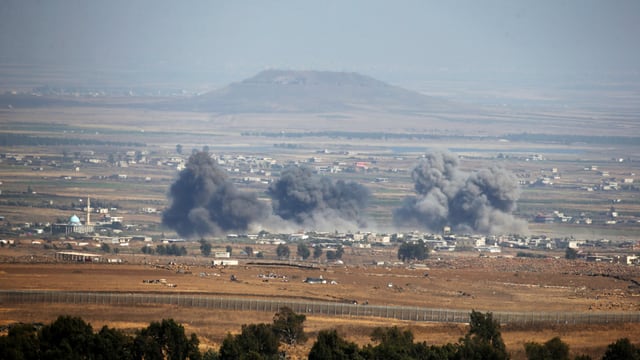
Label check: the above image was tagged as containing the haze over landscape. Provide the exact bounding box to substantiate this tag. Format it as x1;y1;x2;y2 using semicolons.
2;0;639;100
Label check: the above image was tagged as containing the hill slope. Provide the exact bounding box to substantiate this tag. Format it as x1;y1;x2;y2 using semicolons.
174;69;449;113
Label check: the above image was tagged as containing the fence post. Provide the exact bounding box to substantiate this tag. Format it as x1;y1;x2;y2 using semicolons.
6;290;640;326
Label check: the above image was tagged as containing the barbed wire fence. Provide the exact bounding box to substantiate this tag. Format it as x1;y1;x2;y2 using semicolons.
2;290;639;325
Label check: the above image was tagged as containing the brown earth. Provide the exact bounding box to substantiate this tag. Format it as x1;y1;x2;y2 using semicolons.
1;247;639;359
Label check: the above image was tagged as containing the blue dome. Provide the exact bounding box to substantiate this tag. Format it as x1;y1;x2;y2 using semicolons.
69;215;81;224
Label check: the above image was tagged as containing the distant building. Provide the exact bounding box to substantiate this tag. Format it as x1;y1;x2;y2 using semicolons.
52;214;94;235
211;259;238;266
534;213;555;223
56;251;102;262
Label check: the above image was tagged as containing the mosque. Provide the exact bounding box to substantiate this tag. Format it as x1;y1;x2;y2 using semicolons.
51;214;95;235
51;197;95;235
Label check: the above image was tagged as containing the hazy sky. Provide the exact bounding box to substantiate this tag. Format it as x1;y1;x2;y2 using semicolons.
1;0;639;87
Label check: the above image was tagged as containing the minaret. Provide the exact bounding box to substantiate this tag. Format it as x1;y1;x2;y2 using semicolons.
86;196;91;225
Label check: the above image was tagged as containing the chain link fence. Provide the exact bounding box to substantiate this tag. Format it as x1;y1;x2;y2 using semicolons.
2;290;638;325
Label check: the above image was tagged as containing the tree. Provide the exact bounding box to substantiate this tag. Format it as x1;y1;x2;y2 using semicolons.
272;307;307;346
458;310;508;360
313;245;323;260
308;329;362;360
525;337;569;360
276;244;290;260
133;318;198;360
565;247;578;260
141;245;155;255
202;349;219;360
364;326;417;359
1;316;208;360
543;337;569;360
187;333;202;360
244;246;254;257
199;239;212;257
524;341;548;360
297;243;311;260
219;323;279;360
156;244;167;256
602;338;640;360
468;311;505;349
218;334;242;360
158;244;188;256
326;245;345;261
101;243;112;253
39;315;95;360
573;355;593;360
397;240;428;262
94;325;135;360
0;323;40;360
176;144;183;154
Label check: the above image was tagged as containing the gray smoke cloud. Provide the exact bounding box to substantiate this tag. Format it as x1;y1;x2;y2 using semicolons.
394;151;528;234
268;166;370;231
162;152;269;238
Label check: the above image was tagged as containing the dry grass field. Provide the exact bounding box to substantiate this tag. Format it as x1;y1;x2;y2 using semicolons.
1;245;639;359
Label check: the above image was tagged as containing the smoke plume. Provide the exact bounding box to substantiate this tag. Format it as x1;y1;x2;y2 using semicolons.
394;151;527;234
268;166;370;230
162;152;268;237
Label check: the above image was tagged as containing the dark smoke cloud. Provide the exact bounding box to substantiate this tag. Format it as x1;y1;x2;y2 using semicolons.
268;166;370;230
162;152;268;237
394;151;527;234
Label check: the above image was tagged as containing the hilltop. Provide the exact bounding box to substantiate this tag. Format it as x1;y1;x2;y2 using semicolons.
172;69;451;113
